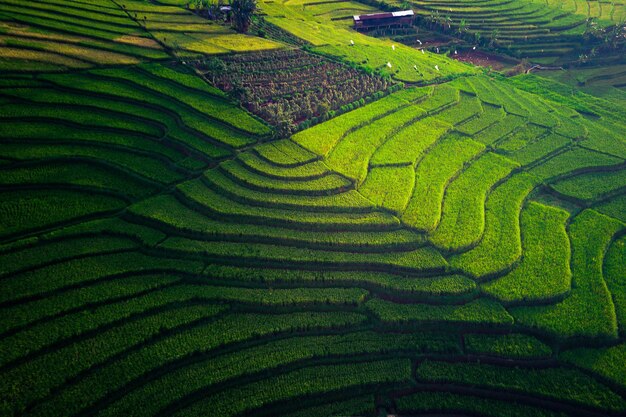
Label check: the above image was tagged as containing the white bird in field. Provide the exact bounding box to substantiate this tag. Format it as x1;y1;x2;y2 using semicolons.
473;46;476;50
435;65;439;71
413;65;418;70
387;62;392;68
421;49;425;54
436;47;440;53
392;44;395;50
454;50;458;54
417;39;422;45
350;39;354;45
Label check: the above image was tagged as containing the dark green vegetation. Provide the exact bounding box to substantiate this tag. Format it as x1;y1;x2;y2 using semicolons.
197;49;395;134
0;0;625;416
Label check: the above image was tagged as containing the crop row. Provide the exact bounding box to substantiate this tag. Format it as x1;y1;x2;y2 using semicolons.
236;152;328;180
604;235;626;336
395;391;567;417
0;160;158;200
183;170;386;218
158;236;448;274
0;250;203;306
0;0;168;65
253;139;319;167
89;66;270;138
530;147;624;182
42;69;258;152
2;284;366;369
217;160;351;196
359;166;415;215
430;152;518;251
202;264;478;301
2;303;226;417
292;87;431;156
127;193;424;252
550;169;626;202
366;297;514;327
172;359;412;417
282;395;375;417
450;172;538;278
0;116;200;172
97;331;456;417
415;360;626;412
326;105;427;184
482;202;571;304
595;194;626;224
464;332;552;359
369;115;451;166
23;311;367;417
506;132;572;166
0;189;127;241
455;102;506;136
511;209;622;341
402;134;485;231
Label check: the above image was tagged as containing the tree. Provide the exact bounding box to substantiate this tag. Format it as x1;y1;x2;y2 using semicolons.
231;0;256;33
489;28;499;48
457;18;466;36
203;57;226;84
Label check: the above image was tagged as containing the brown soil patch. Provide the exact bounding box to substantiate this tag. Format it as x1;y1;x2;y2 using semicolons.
451;49;515;71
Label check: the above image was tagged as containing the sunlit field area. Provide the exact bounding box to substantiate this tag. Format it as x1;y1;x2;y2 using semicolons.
0;0;624;416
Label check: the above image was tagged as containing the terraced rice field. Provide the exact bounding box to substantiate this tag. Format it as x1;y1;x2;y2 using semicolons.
381;0;626;64
258;0;478;82
0;0;625;416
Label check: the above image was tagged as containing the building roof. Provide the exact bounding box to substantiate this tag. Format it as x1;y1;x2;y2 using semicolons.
353;10;414;22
